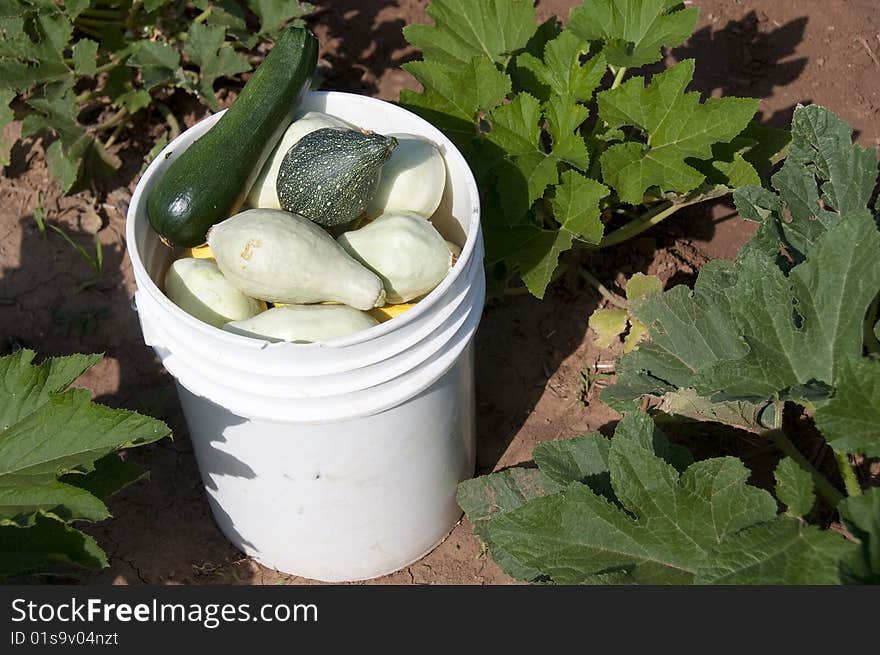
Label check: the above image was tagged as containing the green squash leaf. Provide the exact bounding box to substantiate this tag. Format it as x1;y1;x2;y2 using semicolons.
838;488;880;584
597;60;759;204
607;108;880;417
813;358;880;457
246;0;313;38
515;30;606;103
457;467;562;581
0;351;170;579
532;433;612;497
0;8;73;91
185;23;250;111
400;0;766;299
403;0;536;68
0;479;108;527
589;309;627;348
695;517;855;585
569;0;699;68
401;56;510;149
0;515;107;579
71;38;98;77
774;457;815;517
614;214;880;402
487;93;560;223
544;95;590;170
0;350;101;430
62;454;148;501
486;414;776;584
735;106;878;265
128;40;183;91
552;169;608;244
62;0;90;20
510;226;574;299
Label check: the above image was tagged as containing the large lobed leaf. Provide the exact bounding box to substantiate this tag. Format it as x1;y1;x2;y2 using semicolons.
461;412;860;584
403;0;537;69
690;214;879;399
606;106;880;457
457;467;562;581
184;22;251;111
247;0;314;37
0;6;72;91
597;60;759;204
814;359;880;457
400;2;613;298
516;30;606;104
402;56;510;150
0;351;170;579
737;105;878;265
489;414;777;583
693;517;855;585
568;0;698;68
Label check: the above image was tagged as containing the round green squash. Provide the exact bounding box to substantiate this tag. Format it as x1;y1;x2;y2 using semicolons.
276;128;397;227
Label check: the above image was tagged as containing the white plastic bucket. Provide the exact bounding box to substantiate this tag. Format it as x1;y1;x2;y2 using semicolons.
125;91;484;582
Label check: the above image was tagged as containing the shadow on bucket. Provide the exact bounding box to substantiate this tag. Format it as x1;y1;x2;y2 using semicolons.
175;384;258;551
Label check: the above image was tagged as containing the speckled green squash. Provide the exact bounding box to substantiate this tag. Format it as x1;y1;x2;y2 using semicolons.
276;128;397;227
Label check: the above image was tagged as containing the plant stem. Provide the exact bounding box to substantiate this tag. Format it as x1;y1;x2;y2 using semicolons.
834;450;862;497
94;60;121;75
94;107;129;132
611;66;627;89
194;7;213;23
765;429;844;507
599;201;676;247
579;268;628;309
93;140;122;170
599;186;731;248
155;102;180;140
76;89;100;103
104;122;125;148
94;44;137;75
129;0;143;32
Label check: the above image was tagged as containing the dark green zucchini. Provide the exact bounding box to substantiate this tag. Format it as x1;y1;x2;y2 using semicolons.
147;26;318;247
276;128;397;227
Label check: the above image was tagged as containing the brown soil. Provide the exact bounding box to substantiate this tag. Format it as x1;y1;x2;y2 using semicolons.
1;0;878;585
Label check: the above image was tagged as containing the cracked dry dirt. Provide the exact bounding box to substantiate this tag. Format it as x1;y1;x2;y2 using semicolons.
1;0;879;584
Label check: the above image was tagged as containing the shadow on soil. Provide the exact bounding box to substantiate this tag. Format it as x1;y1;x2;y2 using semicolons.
310;0;416;96
674;11;809;130
475;282;601;473
0;202;248;584
631;11;809;131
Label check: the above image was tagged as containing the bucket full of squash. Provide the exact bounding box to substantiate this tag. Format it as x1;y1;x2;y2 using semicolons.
125;27;484;582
